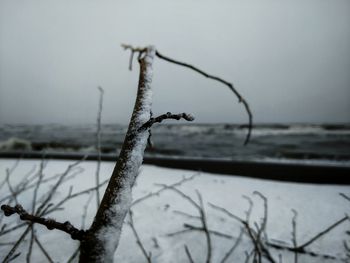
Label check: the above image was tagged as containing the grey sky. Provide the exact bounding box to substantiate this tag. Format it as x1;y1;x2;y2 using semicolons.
0;0;349;125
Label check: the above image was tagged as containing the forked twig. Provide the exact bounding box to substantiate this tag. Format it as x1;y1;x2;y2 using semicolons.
296;216;348;251
291;209;298;263
34;234;54;263
133;174;198;207
2;224;32;262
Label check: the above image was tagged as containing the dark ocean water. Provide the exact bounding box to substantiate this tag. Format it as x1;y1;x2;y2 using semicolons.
1;123;350;165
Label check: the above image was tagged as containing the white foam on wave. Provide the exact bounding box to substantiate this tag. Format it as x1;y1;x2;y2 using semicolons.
259;157;350;167
0;137;32;151
252;126;350;137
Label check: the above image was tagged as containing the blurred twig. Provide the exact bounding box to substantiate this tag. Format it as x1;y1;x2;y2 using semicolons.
128;210;152;263
95;86;104;208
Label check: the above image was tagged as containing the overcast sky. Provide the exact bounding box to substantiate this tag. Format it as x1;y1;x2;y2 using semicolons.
0;0;349;125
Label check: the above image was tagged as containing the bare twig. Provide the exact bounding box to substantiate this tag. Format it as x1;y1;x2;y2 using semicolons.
209;197;276;263
31;158;46;214
157;185;200;210
146;111;154;148
132;173;198;207
25;159;46;263
253;191;268;242
26;227;35;263
220;227;244;263
58;178;109;206
138;112;194;132
0;165;83;205
66;247;80;263
161;187;212;263
42;186;73;216
242;195;253;222
35;158;86;216
252;191;269;262
0;159;20;192
266;242;338;259
244;250;254;263
297;216;348;250
0;222;27;237
155;185;214;262
95;86;104;208
196;191;212;263
0;162;35;225
340;193;350;202
184;245;195;263
1;161;80;242
266;216;348;259
155;50;253;145
81;193;94;229
37;177;109;219
34;234;54;263
128;50;135;70
1;204;85;240
128;210;152;263
5;168;18;204
183;223;233;239
173;210;201;220
208;202;245;224
166;228;193;237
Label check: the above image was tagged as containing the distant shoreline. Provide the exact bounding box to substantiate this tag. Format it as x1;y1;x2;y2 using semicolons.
1;152;349;185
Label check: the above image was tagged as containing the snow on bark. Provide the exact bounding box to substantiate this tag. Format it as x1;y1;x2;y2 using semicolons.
79;46;155;263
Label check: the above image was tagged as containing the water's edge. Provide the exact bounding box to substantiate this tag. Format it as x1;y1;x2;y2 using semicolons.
1;152;349;185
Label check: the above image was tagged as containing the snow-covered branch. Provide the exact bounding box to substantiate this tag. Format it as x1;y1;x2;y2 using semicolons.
79;45;156;262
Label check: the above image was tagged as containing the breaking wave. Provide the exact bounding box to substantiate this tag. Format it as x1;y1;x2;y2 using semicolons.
0;123;349;165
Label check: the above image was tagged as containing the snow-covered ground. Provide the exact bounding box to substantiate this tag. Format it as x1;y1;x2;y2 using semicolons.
0;159;349;262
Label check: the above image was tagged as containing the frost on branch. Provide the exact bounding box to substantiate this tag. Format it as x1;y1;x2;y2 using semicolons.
79;46;156;263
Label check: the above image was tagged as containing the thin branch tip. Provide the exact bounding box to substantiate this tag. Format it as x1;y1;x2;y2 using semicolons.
155;49;253;145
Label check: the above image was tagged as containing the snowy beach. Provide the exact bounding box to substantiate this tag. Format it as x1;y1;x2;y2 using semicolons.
1;0;350;262
0;158;349;262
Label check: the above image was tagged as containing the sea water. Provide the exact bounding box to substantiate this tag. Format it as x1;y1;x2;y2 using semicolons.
0;123;349;166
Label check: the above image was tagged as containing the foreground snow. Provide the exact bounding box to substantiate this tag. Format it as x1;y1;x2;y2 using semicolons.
0;159;349;262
